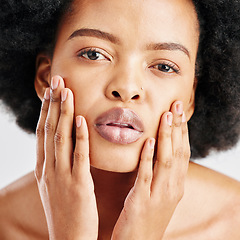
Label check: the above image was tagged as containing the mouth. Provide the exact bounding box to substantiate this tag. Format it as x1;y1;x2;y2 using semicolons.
94;108;144;144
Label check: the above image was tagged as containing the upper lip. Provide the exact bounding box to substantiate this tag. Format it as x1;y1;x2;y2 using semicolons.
94;108;144;132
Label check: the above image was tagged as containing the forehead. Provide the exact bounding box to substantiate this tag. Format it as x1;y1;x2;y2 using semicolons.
58;0;199;56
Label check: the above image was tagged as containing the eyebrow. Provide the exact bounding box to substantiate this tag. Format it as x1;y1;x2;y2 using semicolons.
68;28;120;44
68;28;190;58
146;42;190;59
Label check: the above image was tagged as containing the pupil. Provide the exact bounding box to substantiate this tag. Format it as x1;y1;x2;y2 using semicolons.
158;64;170;72
87;50;99;60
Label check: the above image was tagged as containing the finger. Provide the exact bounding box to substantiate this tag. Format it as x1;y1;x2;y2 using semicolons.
151;112;173;193
170;102;190;183
35;88;50;180
180;112;191;174
45;75;65;171
54;88;74;174
171;101;184;161
72;116;90;181
133;138;155;198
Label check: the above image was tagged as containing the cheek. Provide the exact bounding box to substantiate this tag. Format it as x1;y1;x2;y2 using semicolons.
51;59;104;113
150;78;194;115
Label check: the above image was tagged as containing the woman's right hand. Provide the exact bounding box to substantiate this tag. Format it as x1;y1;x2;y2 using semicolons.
34;75;98;240
112;101;190;240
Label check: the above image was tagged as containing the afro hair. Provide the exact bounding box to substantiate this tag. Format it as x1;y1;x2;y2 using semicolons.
0;0;240;158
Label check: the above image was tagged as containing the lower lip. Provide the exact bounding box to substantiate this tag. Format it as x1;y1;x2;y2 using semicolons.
95;125;143;144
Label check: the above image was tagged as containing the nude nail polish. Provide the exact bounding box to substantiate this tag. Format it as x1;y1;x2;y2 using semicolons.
176;102;183;115
51;77;59;90
61;89;68;102
76;116;82;128
167;113;173;126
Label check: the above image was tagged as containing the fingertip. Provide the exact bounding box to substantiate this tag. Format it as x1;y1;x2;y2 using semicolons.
44;87;50;100
76;115;82;128
160;112;173;127
175;101;183;115
61;88;68;102
51;75;65;90
166;112;173;126
76;115;88;129
149;138;155;150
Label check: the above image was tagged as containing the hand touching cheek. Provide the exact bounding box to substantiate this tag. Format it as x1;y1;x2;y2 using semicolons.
112;101;190;240
35;76;98;240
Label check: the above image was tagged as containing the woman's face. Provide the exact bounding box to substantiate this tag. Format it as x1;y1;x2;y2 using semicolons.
48;0;199;172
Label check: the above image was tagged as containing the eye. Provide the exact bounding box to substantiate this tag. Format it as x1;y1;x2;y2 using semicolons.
152;62;180;74
77;48;108;61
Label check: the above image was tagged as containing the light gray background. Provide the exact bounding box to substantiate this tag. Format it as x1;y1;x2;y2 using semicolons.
0;102;239;189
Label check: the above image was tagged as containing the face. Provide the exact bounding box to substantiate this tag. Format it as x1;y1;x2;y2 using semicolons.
36;0;199;172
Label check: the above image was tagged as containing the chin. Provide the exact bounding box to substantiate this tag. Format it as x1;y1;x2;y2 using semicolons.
89;140;142;173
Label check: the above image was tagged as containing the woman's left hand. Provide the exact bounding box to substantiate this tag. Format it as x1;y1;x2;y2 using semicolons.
111;101;190;240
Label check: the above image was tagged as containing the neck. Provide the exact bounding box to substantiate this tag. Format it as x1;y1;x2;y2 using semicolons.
90;166;137;238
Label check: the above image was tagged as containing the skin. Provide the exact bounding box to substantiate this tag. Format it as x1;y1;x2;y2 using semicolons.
1;0;240;239
35;0;197;172
34;0;197;238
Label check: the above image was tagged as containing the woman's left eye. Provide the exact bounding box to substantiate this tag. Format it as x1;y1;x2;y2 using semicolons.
77;49;107;61
152;63;180;74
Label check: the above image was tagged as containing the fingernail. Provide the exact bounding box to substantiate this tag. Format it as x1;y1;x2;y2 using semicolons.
61;89;68;102
176;102;183;115
51;77;59;90
167;113;173;126
182;112;186;122
149;138;155;149
44;88;50;100
76;116;82;128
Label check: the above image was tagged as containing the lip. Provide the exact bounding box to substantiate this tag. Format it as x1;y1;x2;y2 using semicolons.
94;108;144;144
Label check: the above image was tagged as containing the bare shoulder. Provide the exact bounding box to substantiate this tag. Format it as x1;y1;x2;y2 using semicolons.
165;162;240;240
0;172;47;239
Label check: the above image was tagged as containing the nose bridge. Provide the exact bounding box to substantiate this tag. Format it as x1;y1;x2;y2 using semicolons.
105;57;144;102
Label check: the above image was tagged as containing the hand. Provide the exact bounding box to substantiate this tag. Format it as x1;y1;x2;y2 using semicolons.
35;76;98;240
111;101;190;240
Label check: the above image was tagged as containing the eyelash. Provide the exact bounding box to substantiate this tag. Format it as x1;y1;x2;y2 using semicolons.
151;61;180;74
77;48;109;61
77;48;180;74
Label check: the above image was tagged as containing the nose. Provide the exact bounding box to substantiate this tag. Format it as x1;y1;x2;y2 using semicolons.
105;65;145;103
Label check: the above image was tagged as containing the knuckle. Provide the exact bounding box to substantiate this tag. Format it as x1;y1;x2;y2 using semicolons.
160;130;172;139
60;107;72;117
54;131;64;144
172;115;182;128
165;160;173;169
174;147;184;159
36;125;44;138
40;102;49;113
163;158;173;169
45;121;54;135
74;152;87;162
172;120;182;128
143;176;152;184
139;172;152;184
50;94;60;103
155;157;173;169
76;133;88;142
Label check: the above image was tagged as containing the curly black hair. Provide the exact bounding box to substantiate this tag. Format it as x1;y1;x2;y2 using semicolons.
0;0;240;159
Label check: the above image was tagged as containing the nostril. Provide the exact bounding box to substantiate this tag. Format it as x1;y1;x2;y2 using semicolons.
112;91;120;98
132;94;140;100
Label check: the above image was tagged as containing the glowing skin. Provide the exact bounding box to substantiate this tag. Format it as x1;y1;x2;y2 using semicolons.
37;0;199;172
1;0;239;240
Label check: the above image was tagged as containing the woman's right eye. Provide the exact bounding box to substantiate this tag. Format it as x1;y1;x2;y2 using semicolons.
77;48;108;61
